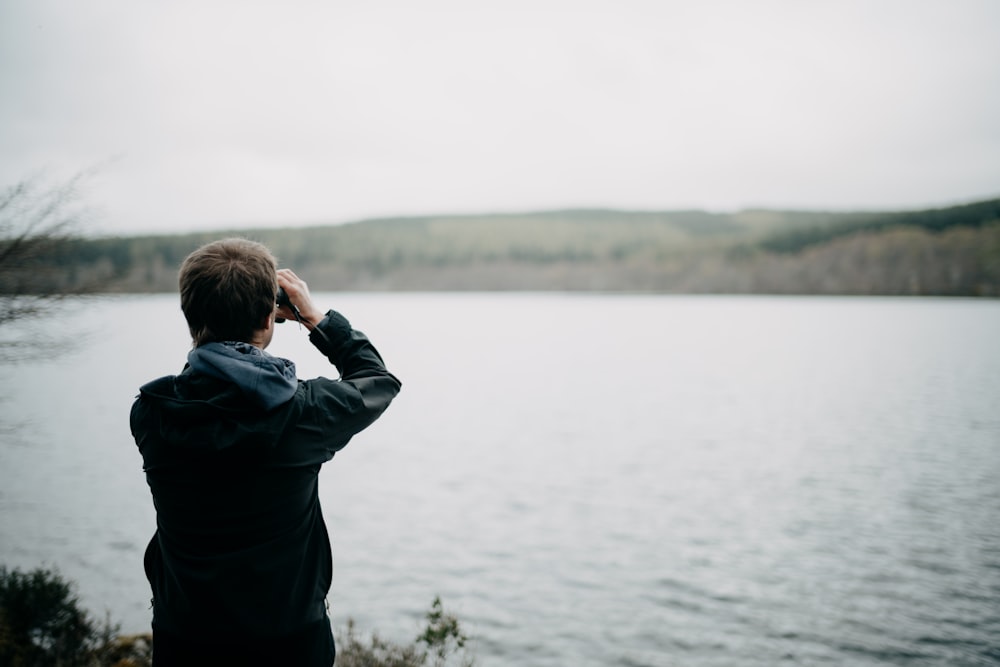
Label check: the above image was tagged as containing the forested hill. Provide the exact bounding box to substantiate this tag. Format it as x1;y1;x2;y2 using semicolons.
19;197;1000;296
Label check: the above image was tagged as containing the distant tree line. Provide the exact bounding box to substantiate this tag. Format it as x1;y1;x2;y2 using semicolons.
757;198;1000;253
3;196;999;297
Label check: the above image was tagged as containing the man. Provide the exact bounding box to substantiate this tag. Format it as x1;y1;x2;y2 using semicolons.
130;238;401;666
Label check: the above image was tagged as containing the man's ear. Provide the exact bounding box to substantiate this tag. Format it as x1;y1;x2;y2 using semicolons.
260;313;273;332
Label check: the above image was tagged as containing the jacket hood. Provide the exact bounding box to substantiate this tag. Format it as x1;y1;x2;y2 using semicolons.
131;344;301;459
187;342;297;410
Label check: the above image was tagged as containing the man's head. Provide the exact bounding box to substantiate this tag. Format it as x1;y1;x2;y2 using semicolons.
179;238;278;347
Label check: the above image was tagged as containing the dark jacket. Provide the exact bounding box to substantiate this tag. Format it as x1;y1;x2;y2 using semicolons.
130;310;401;640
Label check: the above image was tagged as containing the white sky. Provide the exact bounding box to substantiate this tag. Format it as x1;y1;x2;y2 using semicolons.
1;0;998;235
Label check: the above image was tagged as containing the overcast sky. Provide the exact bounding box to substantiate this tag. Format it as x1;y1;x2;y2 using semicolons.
1;0;998;235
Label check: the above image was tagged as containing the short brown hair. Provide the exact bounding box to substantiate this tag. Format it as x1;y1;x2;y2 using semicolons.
179;238;278;347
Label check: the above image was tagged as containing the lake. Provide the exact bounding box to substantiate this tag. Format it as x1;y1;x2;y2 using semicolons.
1;293;998;666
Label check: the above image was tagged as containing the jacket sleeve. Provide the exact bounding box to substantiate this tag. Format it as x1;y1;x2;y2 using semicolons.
299;310;402;451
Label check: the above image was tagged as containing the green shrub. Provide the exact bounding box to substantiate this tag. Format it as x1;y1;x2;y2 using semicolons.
0;565;107;666
1;564;471;667
336;597;475;667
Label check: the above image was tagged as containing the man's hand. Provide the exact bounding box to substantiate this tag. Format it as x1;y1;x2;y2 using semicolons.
276;268;325;329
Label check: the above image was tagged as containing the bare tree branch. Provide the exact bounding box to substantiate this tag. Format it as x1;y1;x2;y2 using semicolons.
0;172;106;357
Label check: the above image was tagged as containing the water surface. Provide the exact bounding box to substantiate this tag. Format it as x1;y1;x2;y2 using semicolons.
1;294;998;666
